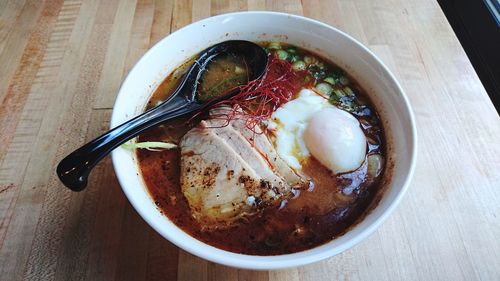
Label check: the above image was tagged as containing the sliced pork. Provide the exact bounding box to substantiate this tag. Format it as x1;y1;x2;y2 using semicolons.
180;107;309;230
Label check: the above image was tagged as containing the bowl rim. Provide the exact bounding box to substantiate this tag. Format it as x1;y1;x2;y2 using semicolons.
110;11;417;270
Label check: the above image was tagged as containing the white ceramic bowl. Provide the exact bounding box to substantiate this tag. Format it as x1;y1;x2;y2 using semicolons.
110;11;416;270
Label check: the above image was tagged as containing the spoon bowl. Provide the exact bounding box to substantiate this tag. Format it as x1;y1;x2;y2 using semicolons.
56;40;268;191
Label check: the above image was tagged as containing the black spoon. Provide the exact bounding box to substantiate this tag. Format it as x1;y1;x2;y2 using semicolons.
57;40;268;191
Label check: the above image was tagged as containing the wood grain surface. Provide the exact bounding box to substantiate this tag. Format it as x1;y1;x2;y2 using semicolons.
1;0;499;280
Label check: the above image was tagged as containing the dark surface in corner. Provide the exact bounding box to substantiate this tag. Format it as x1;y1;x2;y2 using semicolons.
438;0;500;113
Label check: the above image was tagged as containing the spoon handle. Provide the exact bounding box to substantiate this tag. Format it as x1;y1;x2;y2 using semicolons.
56;94;198;191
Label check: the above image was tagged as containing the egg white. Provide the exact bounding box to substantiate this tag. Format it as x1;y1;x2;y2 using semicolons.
268;89;329;169
268;88;367;174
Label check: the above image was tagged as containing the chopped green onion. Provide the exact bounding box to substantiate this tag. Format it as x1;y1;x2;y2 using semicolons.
289;54;300;63
309;64;327;80
275;49;289;60
329;95;340;103
122;141;177;151
287;48;297;53
367;154;383;179
339;76;350;85
292;61;306;71
315;62;325;69
315;82;333;96
343;86;355;96
268;42;281;49
324;77;336;85
304;56;316;64
333;88;346;98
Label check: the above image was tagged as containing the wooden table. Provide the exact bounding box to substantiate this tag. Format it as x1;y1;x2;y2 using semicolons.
1;1;499;280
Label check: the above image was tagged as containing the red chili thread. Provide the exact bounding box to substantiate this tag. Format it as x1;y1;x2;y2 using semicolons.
204;54;307;134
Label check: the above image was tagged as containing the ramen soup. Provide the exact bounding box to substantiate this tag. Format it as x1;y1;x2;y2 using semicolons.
133;42;386;255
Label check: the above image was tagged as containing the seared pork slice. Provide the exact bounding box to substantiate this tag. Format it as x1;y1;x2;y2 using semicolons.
180;123;288;229
209;107;309;187
180;108;309;230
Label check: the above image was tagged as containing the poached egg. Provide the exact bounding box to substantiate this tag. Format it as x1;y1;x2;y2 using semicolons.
268;88;367;174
